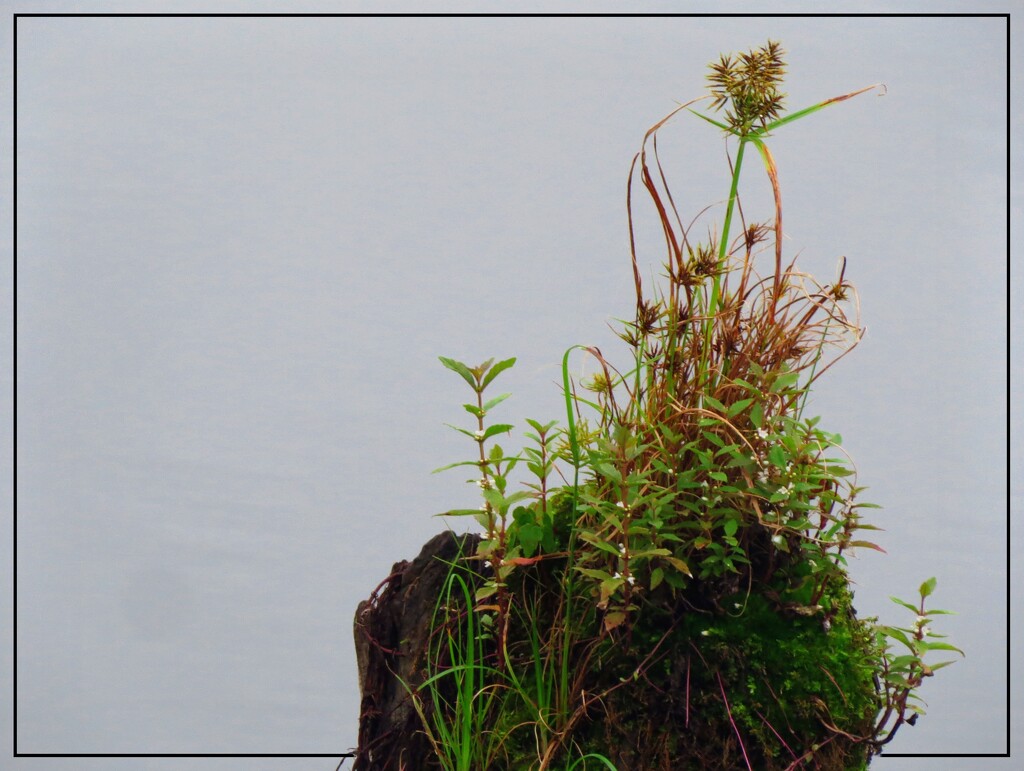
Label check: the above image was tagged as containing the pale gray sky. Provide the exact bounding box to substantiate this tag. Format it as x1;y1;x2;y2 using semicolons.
6;6;1019;771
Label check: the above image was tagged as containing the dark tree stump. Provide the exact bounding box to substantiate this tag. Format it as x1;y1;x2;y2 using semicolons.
352;531;481;771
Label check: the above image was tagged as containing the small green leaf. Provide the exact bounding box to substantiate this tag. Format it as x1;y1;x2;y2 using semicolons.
750;402;764;429
578;531;625;556
504;490;533;507
848;540;887;554
727;398;754;417
918;641;964;656
482;357;516;389
463;403;485;418
475;583;498;602
650;567;664;591
767;445;786;468
702;433;725;451
881;627;916;652
431;460;484;474
482;393;512;412
600;577;625;600
889;596;919;614
511;505;532;525
919;576;937;599
769;371;800;393
445;423;484;441
664;556;692;576
483;423;514;441
438;508;490;517
593;462;623;483
482;488;505;511
732;378;761;394
439;356;478;390
630;548;672;559
575;567;614;581
703;395;727;413
517;523;544;558
722;519;739;538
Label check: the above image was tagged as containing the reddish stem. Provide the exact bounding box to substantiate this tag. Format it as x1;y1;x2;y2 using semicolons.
717;670;753;771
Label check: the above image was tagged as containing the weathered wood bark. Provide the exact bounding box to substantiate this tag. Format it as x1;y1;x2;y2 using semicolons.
353;531;481;771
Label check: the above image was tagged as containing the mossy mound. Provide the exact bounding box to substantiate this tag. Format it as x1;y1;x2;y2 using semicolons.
578;588;879;769
488;566;881;770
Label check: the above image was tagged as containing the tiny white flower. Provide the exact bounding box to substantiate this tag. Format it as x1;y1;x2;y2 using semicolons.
618;543;627;554
474;429;485;440
483;560;492;568
613;571;622;580
734;602;742;610
915;614;928;626
626;575;635;586
616;501;627;509
920;625;931;637
756;428;769;440
701;629;710;637
771;534;785;547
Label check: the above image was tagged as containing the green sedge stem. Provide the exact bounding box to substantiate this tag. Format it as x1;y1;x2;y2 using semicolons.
702;135;748;392
559;345;585;728
561;345;583;477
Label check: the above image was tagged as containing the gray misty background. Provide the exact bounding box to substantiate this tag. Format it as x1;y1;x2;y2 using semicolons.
5;6;1020;771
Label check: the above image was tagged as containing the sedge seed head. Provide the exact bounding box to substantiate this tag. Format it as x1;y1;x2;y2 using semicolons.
707;40;787;133
583;372;613;394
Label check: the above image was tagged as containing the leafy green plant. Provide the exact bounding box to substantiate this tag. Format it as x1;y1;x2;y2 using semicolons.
414;40;960;770
871;577;964;750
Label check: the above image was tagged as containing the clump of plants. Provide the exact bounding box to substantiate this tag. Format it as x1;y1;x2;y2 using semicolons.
415;41;961;770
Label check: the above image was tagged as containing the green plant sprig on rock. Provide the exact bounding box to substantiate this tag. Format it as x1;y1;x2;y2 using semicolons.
420;41;959;770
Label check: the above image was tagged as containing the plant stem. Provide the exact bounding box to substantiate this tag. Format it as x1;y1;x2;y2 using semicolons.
702;136;748;391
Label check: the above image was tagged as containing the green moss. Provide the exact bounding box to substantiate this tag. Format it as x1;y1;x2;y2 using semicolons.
559;575;880;769
692;583;880;767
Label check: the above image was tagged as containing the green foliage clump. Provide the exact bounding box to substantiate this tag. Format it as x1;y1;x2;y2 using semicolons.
410;41;961;771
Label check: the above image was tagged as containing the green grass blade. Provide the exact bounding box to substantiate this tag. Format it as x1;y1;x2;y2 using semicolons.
689;108;736;134
752;83;883;135
567;754;619;770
